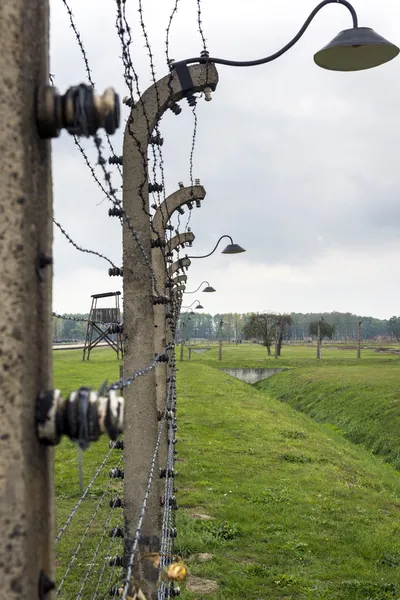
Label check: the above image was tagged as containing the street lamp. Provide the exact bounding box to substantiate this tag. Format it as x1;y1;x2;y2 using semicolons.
185;281;216;293
187;235;246;260
173;0;399;73
182;300;204;311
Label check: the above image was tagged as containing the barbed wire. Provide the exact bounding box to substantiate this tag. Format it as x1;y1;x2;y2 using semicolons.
60;0;122;176
54;218;118;268
158;377;177;599
185;103;198;232
92;513;124;600
56;456;123;596
55;440;121;544
107;344;174;392
52;312;120;326
196;0;208;53
120;373;175;600
74;503;120;600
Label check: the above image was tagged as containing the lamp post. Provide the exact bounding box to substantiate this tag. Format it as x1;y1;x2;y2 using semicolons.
186;235;246;260
219;319;224;361
184;280;216;293
181;300;204;310
172;0;398;73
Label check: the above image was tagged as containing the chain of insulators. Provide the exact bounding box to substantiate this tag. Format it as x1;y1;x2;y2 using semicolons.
109;267;123;277
169;102;182;115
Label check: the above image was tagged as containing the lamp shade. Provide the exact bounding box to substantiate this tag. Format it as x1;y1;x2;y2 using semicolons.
221;243;246;254
195;304;204;309
202;286;216;292
314;27;399;72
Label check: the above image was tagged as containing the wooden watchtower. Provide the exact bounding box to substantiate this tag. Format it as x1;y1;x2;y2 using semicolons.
82;291;123;360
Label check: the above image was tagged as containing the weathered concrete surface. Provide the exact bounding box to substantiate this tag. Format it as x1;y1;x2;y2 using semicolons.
0;0;54;597
123;63;218;598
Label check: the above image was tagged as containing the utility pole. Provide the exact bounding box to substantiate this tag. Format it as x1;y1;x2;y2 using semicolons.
0;1;54;597
357;320;362;359
219;319;224;361
317;320;322;360
122;63;218;598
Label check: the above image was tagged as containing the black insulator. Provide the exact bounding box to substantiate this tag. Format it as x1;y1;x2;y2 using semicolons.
160;468;175;478
108;155;123;165
169;527;178;538
109;206;123;217
153;296;169;305
109;585;121;597
170;102;182;115
151;238;167;248
109;467;124;479
109;439;124;449
157;353;169;363
165;585;181;597
186;201;193;210
195;199;201;208
123;96;135;107
110;527;124;538
109;267;123;277
108;323;124;334
186;94;197;108
109;556;124;567
148;182;163;193
200;50;210;58
149;133;164;146
176;206;184;215
166;224;174;231
109;497;124;508
166;251;173;258
151;203;158;210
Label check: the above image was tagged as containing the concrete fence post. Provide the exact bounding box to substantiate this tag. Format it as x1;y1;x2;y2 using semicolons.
122;63;218;598
0;1;55;597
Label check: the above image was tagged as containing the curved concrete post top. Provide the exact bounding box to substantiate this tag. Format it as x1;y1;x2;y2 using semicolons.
168;256;191;277
167;231;195;253
152;185;206;239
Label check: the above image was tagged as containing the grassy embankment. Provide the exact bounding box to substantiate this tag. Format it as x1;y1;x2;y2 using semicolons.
54;345;400;599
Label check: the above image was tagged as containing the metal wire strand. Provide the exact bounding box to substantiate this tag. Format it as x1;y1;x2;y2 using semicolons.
92;514;124;600
52;312;120;326
56;456;123;595
60;0;122;175
55;442;120;544
196;0;208;52
54;218;118;268
120;375;175;600
107;345;174;392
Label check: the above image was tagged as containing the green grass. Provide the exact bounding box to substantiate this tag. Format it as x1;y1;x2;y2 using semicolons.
54;345;400;599
255;358;400;470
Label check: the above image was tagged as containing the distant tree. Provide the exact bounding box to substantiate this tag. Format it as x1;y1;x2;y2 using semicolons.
308;320;336;341
274;314;293;358
243;313;292;356
388;316;400;341
243;313;275;355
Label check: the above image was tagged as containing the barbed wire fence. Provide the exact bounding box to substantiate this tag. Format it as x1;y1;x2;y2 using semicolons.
44;0;215;598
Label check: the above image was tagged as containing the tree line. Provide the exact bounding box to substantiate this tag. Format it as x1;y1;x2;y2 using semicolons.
53;311;397;343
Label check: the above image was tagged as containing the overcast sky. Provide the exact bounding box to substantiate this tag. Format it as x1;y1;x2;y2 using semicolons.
50;0;400;319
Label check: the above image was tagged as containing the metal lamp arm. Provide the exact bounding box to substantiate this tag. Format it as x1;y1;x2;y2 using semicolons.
185;281;209;294
187;235;233;260
173;0;358;69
